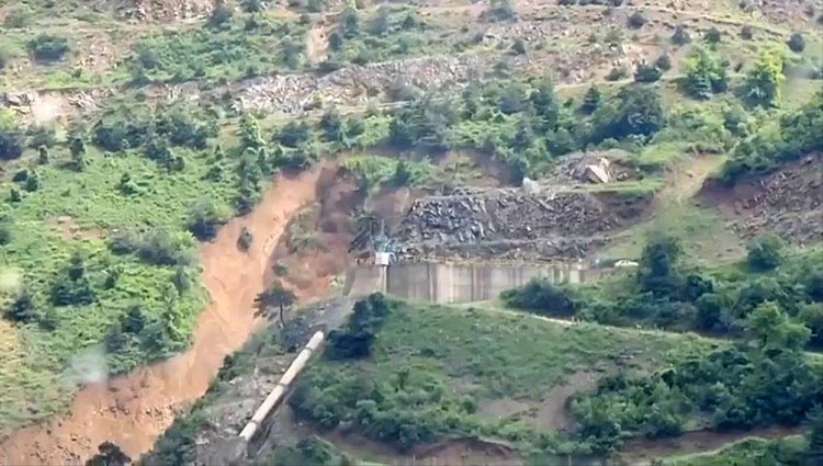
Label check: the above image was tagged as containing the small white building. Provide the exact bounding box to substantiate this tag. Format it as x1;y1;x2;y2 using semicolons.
374;252;392;266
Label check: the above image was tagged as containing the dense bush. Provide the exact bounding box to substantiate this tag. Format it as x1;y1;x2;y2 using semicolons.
682;48;728;99
0;127;24;160
747;234;784;271
743;49;785;107
573;341;821;452
270;438;354;466
654;54;672;71
501;278;577;317
27;34;70;61
671;25;691;45
788;32;806;53
580;86;602;114
326;294;391;360
109;229;195;267
721;91;822;183
704;27;722;45
634;62;662;82
589;85;665;143
186;198;231;241
4;291;37;323
627;11;647;29
50;253;96;306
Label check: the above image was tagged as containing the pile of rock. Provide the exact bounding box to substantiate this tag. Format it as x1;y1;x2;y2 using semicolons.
393;187;649;261
729;154;823;243
121;0;213;22
547;149;640;185
232;54;491;113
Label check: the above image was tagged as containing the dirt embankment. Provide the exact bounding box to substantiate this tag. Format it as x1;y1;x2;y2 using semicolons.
0;168;325;465
393;187;650;262
704;153;823;245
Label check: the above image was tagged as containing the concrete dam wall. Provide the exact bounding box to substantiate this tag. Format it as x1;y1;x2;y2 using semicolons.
347;262;602;304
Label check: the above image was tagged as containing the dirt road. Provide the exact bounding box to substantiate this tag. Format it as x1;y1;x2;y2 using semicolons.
0;168;323;465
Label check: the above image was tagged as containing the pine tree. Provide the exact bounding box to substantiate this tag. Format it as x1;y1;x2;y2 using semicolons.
581;86;601;114
38;145;49;164
69;135;86;171
9;187;21;203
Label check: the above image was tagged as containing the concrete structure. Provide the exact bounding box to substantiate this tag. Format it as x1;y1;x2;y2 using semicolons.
347;261;601;304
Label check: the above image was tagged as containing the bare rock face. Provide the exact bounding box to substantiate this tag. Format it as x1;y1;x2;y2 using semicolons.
393;186;650;262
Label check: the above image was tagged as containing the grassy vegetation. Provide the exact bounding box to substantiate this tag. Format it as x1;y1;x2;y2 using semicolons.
125;17;307;84
291;297;715;455
323;5;476;68
663;436;807;465
0;98;267;435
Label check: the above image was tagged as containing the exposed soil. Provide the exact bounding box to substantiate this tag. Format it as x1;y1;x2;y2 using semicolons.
272;165;361;300
0;167;325;465
531;371;599;432
703;153;823;245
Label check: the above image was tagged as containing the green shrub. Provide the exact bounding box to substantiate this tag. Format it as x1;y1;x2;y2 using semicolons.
671;25;691;45
634;62;662;82
746;234;784;271
4;291;37;323
208;0;233;27
682;48;728;99
743;49;785;107
627;11;647;29
655;53;672;71
27;34;70;61
589;84;665;142
788;32;806;53
326;294;391;360
501;278;576;317
605;66;628;81
0;127;24;160
50;253;96;306
704;27;722;45
186;198;231;241
581;86;602;114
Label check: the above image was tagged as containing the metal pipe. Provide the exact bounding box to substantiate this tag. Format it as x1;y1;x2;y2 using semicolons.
238;330;325;442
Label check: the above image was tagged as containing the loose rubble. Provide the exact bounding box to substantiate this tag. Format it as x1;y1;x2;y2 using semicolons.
393;186;650;261
232;53;492;113
118;0;213;22
718;153;823;244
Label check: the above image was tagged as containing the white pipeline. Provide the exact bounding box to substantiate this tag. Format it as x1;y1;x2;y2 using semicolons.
238;330;325;442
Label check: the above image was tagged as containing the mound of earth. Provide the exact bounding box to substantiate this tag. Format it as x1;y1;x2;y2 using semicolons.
705;153;823;245
393;186;650;261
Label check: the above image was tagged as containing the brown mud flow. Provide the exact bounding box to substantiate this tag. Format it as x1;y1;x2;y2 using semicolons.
0;168;323;465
